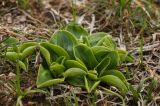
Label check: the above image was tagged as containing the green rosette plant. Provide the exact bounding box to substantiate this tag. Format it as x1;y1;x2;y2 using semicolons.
4;23;134;105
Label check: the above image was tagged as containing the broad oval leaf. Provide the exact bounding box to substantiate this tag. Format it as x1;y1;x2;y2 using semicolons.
93;49;119;70
66;76;85;88
91;46;111;61
19;42;38;52
21;46;36;60
106;51;119;70
87;70;98;80
40;42;70;59
100;75;128;94
50;30;78;58
5;52;19;61
65;23;88;39
6;47;15;52
89;32;107;46
117;49;134;64
102;70;129;88
102;70;126;81
96;35;116;50
63;68;87;78
55;56;66;64
74;44;98;70
36;65;64;88
36;64;53;87
82;36;90;46
87;73;98;80
95;56;110;76
64;60;88;72
18;60;27;71
65;68;86;88
39;45;51;66
37;78;64;88
50;62;65;77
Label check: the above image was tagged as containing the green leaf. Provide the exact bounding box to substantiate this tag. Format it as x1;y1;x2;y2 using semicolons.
18;60;27;71
23;58;29;72
82;36;90;46
39;46;51;66
66;23;88;39
120;0;126;10
85;76;91;93
117;49;134;63
90;81;100;92
74;44;98;69
106;51;119;70
100;75;128;94
102;70;129;88
64;60;88;72
2;37;18;45
21;46;36;60
36;65;64;88
84;76;100;93
37;78;64;88
63;68;87;78
95;56;110;76
102;70;126;82
19;42;38;52
50;30;78;58
92;46;120;69
91;46;111;61
6;47;14;52
50;62;65;77
63;67;86;87
37;65;53;85
96;35;116;50
55;56;66;64
87;70;98;80
89;32;107;46
67;76;85;88
40;42;70;60
5;52;19;61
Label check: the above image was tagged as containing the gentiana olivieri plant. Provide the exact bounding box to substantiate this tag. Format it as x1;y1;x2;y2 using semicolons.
4;23;133;105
